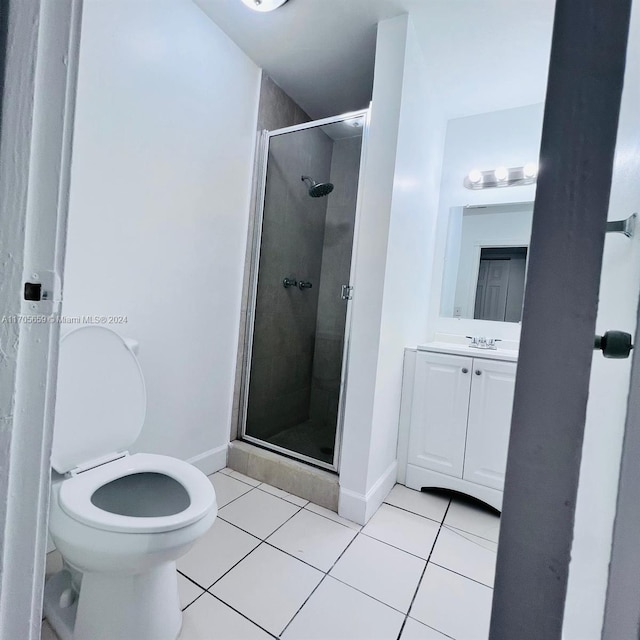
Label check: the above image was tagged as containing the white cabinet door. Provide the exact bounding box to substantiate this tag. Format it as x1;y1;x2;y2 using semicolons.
463;359;517;490
408;352;472;478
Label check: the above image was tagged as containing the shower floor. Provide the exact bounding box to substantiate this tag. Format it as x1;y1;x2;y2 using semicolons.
265;420;336;465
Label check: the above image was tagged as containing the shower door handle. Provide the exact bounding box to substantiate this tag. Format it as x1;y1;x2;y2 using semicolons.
341;285;353;301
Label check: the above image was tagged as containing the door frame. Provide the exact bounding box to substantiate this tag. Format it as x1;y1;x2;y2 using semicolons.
0;1;82;638
239;108;370;473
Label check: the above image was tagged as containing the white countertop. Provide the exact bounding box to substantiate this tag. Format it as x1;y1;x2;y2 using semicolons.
416;341;519;362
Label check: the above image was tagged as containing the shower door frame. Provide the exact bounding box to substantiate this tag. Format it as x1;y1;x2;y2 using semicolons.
239;108;371;473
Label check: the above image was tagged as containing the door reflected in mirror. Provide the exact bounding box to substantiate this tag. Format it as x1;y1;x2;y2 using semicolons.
440;202;534;322
475;246;528;322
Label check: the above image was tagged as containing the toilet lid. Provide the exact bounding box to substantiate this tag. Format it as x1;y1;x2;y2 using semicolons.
52;326;146;474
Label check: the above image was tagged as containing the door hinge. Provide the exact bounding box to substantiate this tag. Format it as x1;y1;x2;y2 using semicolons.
341;285;353;301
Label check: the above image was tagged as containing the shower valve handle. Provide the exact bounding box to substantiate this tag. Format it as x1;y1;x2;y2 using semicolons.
298;281;313;290
283;278;297;289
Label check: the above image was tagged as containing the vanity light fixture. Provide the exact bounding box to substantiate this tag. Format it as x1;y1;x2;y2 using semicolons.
240;0;289;11
464;163;539;190
523;162;539;179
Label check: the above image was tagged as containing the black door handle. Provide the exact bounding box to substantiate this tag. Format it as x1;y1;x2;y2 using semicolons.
594;330;634;359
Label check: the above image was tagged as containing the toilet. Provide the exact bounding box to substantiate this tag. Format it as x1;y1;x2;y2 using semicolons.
44;326;217;640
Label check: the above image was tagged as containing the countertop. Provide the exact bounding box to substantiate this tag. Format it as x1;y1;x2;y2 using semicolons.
416;341;519;363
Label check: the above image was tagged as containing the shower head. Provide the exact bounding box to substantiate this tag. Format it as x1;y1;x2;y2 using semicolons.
301;175;334;198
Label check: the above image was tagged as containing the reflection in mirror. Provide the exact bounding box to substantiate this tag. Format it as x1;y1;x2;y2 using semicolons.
440;202;534;322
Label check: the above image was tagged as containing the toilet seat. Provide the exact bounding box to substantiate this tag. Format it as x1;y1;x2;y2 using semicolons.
53;326;147;474
59;453;215;534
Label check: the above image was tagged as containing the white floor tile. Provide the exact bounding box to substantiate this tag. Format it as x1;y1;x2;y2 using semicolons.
218;488;301;539
384;485;450;523
444;500;500;543
400;617;451;639
180;591;272;640
410;564;493;640
330;534;426;613
208;472;254;508
177;518;260;588
362;504;440;559
281;576;404;640
178;573;204;610
267;509;357;571
304;502;361;531
41;619;60;640
222;469;262;486
258;482;309;507
430;527;497;588
210;544;323;636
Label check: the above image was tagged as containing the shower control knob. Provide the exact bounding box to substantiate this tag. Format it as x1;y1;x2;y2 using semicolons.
462;368;469;374
283;278;297;289
298;281;312;290
475;370;482;376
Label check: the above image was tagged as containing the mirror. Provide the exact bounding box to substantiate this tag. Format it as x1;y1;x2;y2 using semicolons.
440;201;534;322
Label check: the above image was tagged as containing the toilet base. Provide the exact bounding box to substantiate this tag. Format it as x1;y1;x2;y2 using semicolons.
45;561;182;640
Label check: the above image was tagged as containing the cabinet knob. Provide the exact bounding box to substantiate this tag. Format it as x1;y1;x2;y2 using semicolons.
475;369;482;376
462;368;469;374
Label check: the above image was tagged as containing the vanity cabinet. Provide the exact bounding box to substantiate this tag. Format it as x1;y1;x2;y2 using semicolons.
403;348;516;510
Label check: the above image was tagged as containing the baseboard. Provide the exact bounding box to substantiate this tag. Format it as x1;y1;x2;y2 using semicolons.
187;443;228;476
338;459;398;525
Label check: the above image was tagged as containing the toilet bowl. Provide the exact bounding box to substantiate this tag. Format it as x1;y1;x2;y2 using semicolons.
44;326;217;640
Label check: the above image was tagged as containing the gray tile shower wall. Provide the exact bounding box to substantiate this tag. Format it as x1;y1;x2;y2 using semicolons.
231;73;312;439
257;72;310;132
247;126;333;439
309;137;362;432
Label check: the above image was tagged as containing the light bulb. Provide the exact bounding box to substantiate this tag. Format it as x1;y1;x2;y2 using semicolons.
523;162;538;179
495;166;509;182
468;169;483;184
240;0;288;12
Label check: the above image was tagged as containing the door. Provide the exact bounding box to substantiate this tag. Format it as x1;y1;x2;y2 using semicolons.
407;352;472;477
463;359;517;490
489;3;636;638
241;112;367;470
475;258;510;321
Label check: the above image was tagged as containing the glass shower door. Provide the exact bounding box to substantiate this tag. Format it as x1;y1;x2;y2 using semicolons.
241;112;366;470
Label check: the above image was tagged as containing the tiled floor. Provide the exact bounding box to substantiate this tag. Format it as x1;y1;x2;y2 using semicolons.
42;469;500;640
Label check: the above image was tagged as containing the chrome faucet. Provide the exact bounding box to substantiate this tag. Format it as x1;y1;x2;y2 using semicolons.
466;336;502;350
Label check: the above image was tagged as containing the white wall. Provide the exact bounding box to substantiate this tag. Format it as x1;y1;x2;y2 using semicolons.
563;1;640;636
428;104;544;342
60;0;260;471
339;15;446;523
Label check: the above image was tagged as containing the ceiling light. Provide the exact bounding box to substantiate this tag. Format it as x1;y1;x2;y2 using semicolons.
240;0;289;12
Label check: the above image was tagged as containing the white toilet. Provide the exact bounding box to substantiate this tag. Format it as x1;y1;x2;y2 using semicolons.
44;326;218;640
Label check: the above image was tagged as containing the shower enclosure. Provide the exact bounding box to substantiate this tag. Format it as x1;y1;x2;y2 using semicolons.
240;110;368;471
